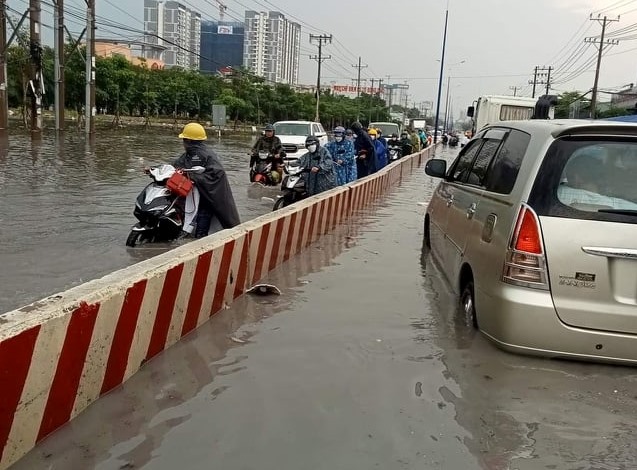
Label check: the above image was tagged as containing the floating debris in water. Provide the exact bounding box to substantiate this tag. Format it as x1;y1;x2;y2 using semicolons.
247;284;281;296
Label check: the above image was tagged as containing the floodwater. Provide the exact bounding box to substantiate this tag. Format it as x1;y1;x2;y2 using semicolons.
13;153;637;470
0;129;275;314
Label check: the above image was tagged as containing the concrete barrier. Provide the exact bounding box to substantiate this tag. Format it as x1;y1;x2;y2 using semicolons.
0;144;437;469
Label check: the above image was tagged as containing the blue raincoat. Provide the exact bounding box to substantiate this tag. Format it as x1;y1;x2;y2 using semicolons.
325;138;357;185
298;146;337;196
374;139;388;169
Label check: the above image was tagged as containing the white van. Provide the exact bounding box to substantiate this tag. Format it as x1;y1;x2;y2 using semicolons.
273;121;328;156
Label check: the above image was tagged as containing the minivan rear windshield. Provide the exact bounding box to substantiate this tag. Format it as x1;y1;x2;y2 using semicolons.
529;137;637;224
274;123;312;136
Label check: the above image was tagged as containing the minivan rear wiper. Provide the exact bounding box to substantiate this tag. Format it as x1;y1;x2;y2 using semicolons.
598;209;637;216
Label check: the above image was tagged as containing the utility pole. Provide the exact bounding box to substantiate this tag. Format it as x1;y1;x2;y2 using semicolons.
85;0;96;135
29;0;43;133
0;0;7;131
586;14;620;118
309;33;332;122
54;0;64;131
352;56;367;97
509;86;518;97
529;66;553;98
377;79;383;97
530;66;539;98
370;78;375;95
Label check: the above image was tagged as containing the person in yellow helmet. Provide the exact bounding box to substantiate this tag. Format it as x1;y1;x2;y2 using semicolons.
173;122;240;237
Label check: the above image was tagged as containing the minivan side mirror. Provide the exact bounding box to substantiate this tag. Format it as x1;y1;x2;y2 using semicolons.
425;159;447;178
467;106;475;118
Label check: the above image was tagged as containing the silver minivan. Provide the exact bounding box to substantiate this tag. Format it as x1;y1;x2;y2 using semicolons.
424;120;637;365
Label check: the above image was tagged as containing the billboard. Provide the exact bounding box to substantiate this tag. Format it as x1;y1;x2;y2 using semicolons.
217;25;233;35
331;84;383;96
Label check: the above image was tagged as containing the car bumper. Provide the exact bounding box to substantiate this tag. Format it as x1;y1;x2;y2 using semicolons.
477;283;637;365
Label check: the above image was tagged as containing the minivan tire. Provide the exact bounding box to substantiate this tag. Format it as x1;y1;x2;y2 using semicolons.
460;281;478;328
424;216;431;249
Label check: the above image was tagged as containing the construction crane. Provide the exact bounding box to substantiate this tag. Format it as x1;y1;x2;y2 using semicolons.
216;0;227;21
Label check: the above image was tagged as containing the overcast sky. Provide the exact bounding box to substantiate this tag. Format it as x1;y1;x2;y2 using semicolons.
15;0;637;118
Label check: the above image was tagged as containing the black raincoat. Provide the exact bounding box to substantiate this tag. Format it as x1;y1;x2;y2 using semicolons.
173;141;241;229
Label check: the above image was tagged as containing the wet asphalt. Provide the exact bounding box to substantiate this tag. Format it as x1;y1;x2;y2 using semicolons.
11;151;637;470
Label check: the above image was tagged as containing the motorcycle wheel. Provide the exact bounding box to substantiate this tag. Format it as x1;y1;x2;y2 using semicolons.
273;197;288;211
126;230;145;247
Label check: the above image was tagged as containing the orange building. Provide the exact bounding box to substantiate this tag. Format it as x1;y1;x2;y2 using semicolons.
95;39;166;70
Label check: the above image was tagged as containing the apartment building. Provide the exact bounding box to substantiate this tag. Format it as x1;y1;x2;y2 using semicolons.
243;11;301;85
143;0;201;69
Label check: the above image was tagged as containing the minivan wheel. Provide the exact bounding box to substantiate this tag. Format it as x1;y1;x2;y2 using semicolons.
424;217;431;249
460;281;478;328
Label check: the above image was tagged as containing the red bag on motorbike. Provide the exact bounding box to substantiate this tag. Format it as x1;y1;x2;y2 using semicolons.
166;170;193;197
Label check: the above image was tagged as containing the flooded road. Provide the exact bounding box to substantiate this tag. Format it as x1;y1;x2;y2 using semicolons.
13;153;637;470
0;130;273;313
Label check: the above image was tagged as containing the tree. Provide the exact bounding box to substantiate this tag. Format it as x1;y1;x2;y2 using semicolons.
555;91;590;119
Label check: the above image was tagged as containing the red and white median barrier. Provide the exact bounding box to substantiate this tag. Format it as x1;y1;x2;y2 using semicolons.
0;144;436;470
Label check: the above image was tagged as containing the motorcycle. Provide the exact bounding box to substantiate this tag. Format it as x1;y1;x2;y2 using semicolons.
249;151;275;185
449;135;459;147
126;164;205;247
387;144;402;162
250;150;287;186
272;158;310;211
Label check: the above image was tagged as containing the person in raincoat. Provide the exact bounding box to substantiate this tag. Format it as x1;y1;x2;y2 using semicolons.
369;128;387;169
298;135;336;196
173;122;241;238
325;126;357;185
350;121;377;178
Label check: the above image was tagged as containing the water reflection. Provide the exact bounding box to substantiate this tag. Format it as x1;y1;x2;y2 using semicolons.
0;129;264;313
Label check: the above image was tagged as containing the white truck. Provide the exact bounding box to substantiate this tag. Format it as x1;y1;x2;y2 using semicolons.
467;95;554;135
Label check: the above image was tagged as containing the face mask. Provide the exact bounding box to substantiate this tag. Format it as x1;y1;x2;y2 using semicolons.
370;136;376;141
335;136;343;142
307;144;317;153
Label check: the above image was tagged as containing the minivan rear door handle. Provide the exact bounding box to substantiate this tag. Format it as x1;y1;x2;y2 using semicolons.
466;203;477;219
582;246;637;260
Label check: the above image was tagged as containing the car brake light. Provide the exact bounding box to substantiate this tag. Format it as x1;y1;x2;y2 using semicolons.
502;205;549;290
515;209;542;254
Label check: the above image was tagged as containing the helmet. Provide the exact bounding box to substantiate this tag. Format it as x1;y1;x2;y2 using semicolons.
264;123;275;132
350;121;363;132
367;128;378;136
333;126;346;134
178;122;207;140
305;135;320;147
391;133;398;139
376;128;383;135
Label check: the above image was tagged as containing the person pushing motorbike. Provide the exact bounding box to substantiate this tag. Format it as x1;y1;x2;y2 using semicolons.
174;122;240;237
250;123;285;184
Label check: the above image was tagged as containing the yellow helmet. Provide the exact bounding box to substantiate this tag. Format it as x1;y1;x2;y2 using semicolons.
367;128;378;136
178;122;207;140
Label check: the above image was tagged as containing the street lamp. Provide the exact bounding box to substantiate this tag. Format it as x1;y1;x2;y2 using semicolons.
443;61;465;133
433;6;449;149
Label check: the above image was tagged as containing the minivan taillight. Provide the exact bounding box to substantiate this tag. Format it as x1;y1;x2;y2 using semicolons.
502;204;549;290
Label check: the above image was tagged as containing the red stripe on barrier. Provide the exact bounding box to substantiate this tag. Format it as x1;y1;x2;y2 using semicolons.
233;237;250;299
283;211;298;261
211;241;236;315
37;302;100;442
252;223;271;283
296;207;309;253
268;218;286;272
0;326;41;461
307;203;318;245
181;251;213;337
100;280;147;395
145;263;185;360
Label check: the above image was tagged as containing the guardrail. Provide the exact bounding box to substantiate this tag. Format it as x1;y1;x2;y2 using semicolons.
0;144;436;469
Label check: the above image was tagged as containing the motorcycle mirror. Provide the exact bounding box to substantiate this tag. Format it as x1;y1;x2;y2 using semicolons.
189;166;206;174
